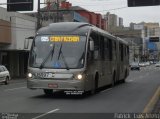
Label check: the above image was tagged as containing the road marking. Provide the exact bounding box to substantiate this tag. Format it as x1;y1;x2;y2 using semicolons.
32;109;60;119
4;87;26;91
143;87;160;113
127;80;133;82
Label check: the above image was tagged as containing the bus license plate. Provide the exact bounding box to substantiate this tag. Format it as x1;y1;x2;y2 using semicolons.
48;83;58;88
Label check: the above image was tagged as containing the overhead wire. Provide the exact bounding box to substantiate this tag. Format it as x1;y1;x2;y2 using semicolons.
0;23;160;36
0;24;36;31
93;6;128;12
0;0;159;33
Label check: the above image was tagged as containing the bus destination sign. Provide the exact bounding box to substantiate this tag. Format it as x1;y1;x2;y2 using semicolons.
50;36;80;42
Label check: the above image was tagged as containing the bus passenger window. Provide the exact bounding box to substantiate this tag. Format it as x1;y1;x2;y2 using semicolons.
94;50;99;59
87;37;94;61
90;32;100;60
100;36;105;60
114;42;116;50
104;39;109;60
120;44;124;61
112;41;116;60
87;47;92;61
108;39;112;61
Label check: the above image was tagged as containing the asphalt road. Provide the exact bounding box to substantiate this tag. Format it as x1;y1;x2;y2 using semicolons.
0;65;160;119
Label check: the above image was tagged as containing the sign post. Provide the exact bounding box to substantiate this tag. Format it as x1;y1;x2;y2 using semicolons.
7;0;33;11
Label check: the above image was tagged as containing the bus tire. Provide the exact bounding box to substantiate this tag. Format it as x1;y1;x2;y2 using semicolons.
112;72;116;87
43;89;53;96
122;70;127;83
90;73;99;95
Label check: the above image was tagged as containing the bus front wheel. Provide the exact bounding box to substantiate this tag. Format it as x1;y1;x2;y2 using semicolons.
112;72;116;87
90;74;99;95
43;89;53;96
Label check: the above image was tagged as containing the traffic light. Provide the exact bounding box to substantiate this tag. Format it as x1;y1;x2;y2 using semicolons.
128;0;160;7
149;37;160;42
7;0;33;11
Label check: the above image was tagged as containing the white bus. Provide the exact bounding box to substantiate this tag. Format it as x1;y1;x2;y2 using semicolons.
27;22;129;95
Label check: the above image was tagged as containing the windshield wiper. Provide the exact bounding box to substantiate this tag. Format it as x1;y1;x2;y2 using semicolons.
57;43;70;70
39;44;55;69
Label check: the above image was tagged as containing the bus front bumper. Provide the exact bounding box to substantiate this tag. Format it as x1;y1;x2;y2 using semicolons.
27;79;85;91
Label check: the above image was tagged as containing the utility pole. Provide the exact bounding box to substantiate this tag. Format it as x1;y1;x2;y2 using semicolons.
37;0;41;30
36;0;59;29
56;0;59;22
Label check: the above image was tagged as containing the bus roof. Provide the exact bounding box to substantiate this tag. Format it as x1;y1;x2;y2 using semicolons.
117;37;129;45
37;22;92;35
37;22;128;46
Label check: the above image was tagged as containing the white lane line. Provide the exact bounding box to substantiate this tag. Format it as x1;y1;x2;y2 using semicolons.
4;87;26;91
127;80;133;82
32;109;60;119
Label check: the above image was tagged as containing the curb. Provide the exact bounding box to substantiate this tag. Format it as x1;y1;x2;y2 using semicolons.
10;78;27;84
143;86;160;113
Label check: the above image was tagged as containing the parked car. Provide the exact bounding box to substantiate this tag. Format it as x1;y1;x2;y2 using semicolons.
145;61;150;66
150;61;154;64
130;62;140;70
139;62;146;67
155;62;160;67
0;65;10;85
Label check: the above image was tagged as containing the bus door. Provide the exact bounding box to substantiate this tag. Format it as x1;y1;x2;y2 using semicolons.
119;43;124;79
104;38;112;84
99;35;105;77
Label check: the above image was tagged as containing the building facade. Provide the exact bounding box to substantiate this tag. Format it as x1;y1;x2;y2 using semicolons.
104;12;123;31
26;3;106;30
130;22;160;61
111;29;143;62
72;6;106;30
0;7;36;78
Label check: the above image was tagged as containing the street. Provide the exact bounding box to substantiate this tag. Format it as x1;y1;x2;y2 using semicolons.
0;65;160;119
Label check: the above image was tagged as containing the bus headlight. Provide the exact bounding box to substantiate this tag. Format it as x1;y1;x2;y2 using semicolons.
77;74;83;80
28;73;33;78
76;74;83;80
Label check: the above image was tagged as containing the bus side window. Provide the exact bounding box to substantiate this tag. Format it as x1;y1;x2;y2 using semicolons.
127;46;129;58
90;32;100;60
120;44;124;61
104;39;109;60
124;46;126;56
104;38;112;60
113;41;116;60
94;37;99;60
100;35;105;60
87;38;93;61
108;39;112;61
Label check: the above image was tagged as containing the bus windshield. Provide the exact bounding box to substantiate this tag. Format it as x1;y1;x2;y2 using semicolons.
29;35;86;69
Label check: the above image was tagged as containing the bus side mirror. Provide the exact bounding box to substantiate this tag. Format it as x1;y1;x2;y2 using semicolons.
90;40;94;51
24;36;34;49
